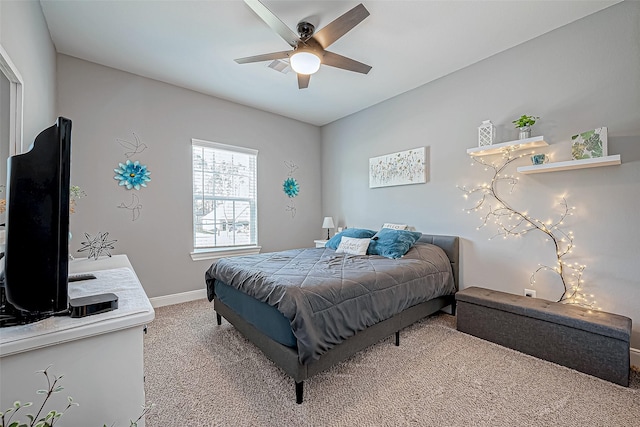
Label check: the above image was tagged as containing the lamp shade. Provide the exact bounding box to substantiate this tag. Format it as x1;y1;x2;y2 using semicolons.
322;217;335;229
290;51;321;75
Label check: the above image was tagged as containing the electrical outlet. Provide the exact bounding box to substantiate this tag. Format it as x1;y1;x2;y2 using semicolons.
524;289;537;298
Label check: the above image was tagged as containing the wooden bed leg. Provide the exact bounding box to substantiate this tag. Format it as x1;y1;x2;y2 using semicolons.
216;313;222;326
395;331;400;346
295;381;304;404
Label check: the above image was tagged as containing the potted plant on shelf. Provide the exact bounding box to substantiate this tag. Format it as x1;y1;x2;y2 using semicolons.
512;115;540;139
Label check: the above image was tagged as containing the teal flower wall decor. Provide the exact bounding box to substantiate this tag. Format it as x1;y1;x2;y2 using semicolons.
114;160;151;190
283;177;299;198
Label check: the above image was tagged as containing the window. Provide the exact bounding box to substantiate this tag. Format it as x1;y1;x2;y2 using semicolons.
192;139;258;252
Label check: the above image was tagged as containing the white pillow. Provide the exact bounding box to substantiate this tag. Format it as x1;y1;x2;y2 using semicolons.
336;237;370;256
382;223;409;230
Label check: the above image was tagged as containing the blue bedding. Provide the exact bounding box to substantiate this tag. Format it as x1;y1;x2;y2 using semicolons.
214;280;297;347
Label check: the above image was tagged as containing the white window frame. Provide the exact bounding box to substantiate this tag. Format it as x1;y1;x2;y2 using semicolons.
0;44;24;156
190;139;260;261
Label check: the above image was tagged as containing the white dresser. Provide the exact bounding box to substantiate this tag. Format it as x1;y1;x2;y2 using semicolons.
0;255;154;426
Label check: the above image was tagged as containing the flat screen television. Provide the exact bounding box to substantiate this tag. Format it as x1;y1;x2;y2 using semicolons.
0;117;71;326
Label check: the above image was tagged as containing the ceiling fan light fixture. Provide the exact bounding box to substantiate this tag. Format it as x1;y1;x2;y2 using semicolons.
290;51;321;75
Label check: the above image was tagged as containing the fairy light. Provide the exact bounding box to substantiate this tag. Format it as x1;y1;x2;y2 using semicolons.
459;147;597;308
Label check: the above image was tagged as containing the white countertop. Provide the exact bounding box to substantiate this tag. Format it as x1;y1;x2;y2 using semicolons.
0;255;154;357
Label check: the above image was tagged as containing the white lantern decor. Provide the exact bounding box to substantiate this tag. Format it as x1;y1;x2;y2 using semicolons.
478;120;495;147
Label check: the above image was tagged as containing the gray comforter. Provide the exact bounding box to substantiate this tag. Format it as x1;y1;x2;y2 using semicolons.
205;243;455;364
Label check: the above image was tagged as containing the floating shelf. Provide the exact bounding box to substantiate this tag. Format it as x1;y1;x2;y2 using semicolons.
517;155;621;174
466;136;548;157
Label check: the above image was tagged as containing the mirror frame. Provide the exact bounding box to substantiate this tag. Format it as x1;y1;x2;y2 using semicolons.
0;43;24;156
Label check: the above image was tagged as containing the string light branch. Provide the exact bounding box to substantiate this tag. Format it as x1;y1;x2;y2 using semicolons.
460;148;597;308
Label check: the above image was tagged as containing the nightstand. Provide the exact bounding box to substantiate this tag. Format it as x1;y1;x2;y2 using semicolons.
314;239;328;248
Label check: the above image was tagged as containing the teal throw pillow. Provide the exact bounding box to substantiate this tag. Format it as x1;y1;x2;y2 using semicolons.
367;228;422;259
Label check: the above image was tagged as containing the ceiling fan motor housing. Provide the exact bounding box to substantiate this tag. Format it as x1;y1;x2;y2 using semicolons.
297;21;315;39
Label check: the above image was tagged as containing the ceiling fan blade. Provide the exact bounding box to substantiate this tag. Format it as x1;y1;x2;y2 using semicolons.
297;73;310;89
322;51;371;74
235;51;291;64
313;3;370;49
243;0;300;47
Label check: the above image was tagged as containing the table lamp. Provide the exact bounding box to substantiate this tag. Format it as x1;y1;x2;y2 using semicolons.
322;217;335;239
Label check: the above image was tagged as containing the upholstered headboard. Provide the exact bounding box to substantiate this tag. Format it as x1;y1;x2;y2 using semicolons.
417;234;459;291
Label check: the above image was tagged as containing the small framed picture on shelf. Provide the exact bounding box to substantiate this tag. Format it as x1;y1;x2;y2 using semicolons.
571;127;607;160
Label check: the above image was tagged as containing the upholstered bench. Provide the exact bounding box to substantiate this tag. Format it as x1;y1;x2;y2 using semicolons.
455;286;632;386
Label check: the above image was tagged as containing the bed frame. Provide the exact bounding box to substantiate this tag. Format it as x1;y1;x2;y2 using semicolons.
213;234;459;403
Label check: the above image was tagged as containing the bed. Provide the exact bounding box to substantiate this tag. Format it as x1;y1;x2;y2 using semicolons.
205;232;459;403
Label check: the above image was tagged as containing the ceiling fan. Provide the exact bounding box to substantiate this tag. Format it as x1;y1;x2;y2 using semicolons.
235;0;372;89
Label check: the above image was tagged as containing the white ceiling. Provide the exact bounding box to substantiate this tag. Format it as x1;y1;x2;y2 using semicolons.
40;0;619;126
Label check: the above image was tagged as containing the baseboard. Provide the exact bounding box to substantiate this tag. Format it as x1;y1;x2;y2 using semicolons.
149;289;207;308
631;347;640;370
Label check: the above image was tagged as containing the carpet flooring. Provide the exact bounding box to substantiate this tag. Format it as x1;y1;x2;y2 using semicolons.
144;299;639;426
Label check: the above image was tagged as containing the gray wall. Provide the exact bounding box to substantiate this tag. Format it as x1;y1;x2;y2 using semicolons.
0;0;56;145
322;3;640;344
57;55;322;298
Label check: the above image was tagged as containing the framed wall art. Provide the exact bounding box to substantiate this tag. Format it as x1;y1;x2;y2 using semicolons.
369;147;426;188
571;127;607;160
